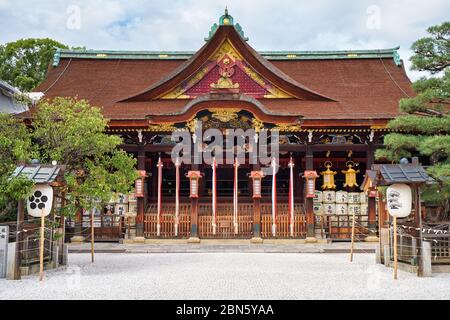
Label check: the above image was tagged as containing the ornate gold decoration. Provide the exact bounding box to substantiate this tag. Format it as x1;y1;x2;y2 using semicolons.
242;65;292;98
272;123;302;132
342;161;360;188
186;119;198;133
210;40;243;62
320;161;337;190
158;38;294;100
252;118;264;133
209;108;240;122
147;123;177;132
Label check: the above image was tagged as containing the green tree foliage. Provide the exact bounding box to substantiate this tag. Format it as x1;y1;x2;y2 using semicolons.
0;38;67;92
33;97;138;216
0;98;138;221
0;113;36;221
376;21;450;216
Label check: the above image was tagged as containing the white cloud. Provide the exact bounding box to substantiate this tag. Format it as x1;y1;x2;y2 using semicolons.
0;0;449;80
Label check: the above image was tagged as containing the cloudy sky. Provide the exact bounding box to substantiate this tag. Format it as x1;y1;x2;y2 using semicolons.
0;0;448;80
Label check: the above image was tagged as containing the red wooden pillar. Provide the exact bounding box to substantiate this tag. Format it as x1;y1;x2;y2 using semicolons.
250;170;264;242
366;187;379;242
187;170;201;242
305;146;317;242
136;150;146;238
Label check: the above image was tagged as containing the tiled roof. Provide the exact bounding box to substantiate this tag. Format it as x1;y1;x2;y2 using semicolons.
10;165;61;183
30;24;414;123
376;164;433;184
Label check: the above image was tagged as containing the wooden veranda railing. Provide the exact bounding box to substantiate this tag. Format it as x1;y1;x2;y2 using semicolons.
144;204;191;238
198;203;253;239
260;203;307;239
143;202;308;239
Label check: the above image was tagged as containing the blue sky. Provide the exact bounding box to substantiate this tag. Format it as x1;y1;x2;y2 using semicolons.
0;0;449;80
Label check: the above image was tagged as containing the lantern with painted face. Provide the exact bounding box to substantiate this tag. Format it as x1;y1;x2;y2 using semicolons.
320;161;337;190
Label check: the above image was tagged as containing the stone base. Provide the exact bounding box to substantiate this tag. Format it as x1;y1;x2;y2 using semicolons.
70;236;85;243
132;236;146;244
187;237;201;243
305;237;318;244
250;237;263;244
365;236;380;242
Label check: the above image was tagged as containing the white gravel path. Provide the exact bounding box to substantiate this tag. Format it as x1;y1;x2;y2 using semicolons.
1;253;449;300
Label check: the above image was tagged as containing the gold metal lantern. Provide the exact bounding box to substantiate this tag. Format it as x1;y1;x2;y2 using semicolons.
320;161;337;190
342;161;360;188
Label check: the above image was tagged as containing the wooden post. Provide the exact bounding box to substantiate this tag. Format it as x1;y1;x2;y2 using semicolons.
39;210;45;281
305;146;316;241
414;185;424;277
136;149;146;237
190;197;199;239
14;199;25;280
91;209;95;263
366;193;378;241
393;216;398;280
60;191;66;265
350;208;356;262
252;198;261;239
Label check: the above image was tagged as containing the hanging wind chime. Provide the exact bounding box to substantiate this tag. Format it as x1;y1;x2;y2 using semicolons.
156;156;163;237
288;157;295;237
174;157;180;236
212;157;217;235
233;157;239;234
271;157;277;237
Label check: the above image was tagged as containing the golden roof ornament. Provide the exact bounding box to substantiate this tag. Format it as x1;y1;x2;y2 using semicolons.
320;161;337;190
210;108;240;122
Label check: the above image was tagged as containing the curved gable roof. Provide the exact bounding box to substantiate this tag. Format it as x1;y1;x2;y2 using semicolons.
120;25;335;102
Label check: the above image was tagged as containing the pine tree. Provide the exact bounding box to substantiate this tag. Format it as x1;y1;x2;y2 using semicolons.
376;22;450;219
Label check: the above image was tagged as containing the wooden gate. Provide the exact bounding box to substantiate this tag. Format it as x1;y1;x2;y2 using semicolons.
261;203;307;238
144;204;191;238
198;203;253;238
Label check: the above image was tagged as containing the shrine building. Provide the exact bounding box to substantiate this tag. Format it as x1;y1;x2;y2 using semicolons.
33;10;414;243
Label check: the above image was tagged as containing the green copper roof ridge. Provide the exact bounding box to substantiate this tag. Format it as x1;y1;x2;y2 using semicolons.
57;46;400;56
53;46;402;66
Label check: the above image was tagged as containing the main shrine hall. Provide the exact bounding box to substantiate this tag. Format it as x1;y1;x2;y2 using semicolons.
34;10;414;243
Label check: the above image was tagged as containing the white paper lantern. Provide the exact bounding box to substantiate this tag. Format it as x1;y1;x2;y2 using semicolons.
323;191;336;203
27;184;53;217
335;191;348;204
386;184;412;218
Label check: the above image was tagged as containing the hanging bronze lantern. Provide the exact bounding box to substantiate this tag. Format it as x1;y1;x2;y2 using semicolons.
320;161;337;190
342;161;360;188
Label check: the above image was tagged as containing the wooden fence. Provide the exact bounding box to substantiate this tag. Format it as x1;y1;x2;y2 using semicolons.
326;215;369;240
260;204;307;238
144;204;191;238
198;203;253;239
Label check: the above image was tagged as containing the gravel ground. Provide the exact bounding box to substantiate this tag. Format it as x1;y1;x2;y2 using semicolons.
1;253;449;300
